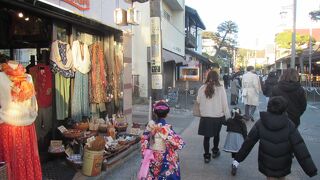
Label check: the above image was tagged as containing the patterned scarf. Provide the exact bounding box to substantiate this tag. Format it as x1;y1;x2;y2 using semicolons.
1;63;35;102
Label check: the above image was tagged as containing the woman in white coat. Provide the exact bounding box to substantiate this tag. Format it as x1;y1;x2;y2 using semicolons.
197;70;230;163
241;66;261;121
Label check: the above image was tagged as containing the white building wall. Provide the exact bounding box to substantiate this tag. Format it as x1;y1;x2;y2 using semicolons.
39;0;130;31
161;2;185;56
132;0;185;98
132;2;150;98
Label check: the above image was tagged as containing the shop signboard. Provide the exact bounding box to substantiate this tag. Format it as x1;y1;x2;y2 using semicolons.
151;74;163;89
63;0;90;10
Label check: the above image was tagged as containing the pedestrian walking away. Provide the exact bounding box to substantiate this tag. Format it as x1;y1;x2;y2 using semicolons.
262;71;278;103
197;70;230;163
271;68;306;128
230;70;242;105
223;107;247;176
235;96;318;179
139;101;185;180
241;66;262;121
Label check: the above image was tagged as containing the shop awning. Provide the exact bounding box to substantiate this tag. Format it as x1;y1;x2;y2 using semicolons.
185;48;212;65
163;49;186;64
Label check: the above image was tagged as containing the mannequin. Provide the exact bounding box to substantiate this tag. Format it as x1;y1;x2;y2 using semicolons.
0;60;42;180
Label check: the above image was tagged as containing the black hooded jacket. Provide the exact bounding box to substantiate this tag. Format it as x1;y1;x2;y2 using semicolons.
235;112;317;178
271;81;307;127
262;73;278;97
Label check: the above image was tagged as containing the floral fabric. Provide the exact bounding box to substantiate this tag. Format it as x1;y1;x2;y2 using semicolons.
140;119;185;180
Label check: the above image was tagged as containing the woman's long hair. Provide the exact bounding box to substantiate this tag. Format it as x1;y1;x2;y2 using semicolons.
205;70;221;98
279;68;299;82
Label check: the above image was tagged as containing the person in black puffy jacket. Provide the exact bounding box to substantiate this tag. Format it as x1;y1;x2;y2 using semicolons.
235;96;317;179
262;71;278;102
271;68;306;127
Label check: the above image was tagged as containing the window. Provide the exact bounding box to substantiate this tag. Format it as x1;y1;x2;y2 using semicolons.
163;10;171;22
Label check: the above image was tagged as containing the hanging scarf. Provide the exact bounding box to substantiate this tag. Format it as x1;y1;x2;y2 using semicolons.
1;63;35;102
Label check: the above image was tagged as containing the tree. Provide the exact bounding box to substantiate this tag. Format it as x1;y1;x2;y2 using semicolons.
213;21;238;60
202;21;238;73
309;10;320;21
275;31;316;73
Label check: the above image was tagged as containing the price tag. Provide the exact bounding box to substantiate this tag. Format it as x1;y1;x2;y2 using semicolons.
58;126;67;133
50;140;62;148
65;146;74;157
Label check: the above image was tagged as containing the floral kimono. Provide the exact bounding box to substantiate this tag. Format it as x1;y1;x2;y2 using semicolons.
140;119;185;180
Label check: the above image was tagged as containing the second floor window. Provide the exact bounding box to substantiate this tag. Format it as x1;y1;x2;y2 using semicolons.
163;10;171;22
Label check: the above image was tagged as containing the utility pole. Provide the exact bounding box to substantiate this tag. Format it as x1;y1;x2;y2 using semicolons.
149;0;163;101
290;0;297;68
309;20;313;76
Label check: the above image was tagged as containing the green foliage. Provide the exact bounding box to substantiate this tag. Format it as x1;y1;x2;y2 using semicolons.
275;31;316;49
202;21;239;62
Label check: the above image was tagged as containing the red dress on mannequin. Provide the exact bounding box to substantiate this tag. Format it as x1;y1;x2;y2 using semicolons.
0;62;42;180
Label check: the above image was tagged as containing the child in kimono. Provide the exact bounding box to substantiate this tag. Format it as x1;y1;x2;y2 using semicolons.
139;101;185;180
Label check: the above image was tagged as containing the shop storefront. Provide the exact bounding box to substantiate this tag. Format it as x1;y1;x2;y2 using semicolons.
0;0;136;178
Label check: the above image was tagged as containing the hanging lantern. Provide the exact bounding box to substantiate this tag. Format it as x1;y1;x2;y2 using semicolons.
127;7;140;25
114;8;128;26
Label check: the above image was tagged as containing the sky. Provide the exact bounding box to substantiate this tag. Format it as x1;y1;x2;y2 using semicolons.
185;0;320;49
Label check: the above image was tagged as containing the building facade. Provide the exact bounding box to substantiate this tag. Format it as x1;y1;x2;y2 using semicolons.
132;0;185;99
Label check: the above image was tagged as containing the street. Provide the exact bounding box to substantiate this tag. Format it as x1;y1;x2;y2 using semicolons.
103;91;320;180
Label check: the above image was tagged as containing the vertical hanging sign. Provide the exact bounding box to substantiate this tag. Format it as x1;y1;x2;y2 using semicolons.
150;17;162;89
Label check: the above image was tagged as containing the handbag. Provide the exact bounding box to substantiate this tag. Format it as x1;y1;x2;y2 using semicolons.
192;101;201;117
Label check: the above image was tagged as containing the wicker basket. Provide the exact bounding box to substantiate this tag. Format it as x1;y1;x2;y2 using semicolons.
0;162;7;180
63;129;82;139
115;124;128;132
73;122;89;131
98;124;108;133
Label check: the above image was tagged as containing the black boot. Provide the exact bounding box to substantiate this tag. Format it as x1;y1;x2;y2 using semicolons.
212;149;220;158
203;153;211;163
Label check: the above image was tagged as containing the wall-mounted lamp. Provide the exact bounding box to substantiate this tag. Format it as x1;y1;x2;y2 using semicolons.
114;8;128;26
25;17;29;21
127;7;140;25
18;12;23;18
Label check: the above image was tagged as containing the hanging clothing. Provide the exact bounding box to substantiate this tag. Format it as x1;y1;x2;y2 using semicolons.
50;40;74;78
0;66;42;180
29;64;53;139
29;64;53;108
50;40;73;70
55;73;71;120
89;42;107;103
71;71;89;122
72;40;91;74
